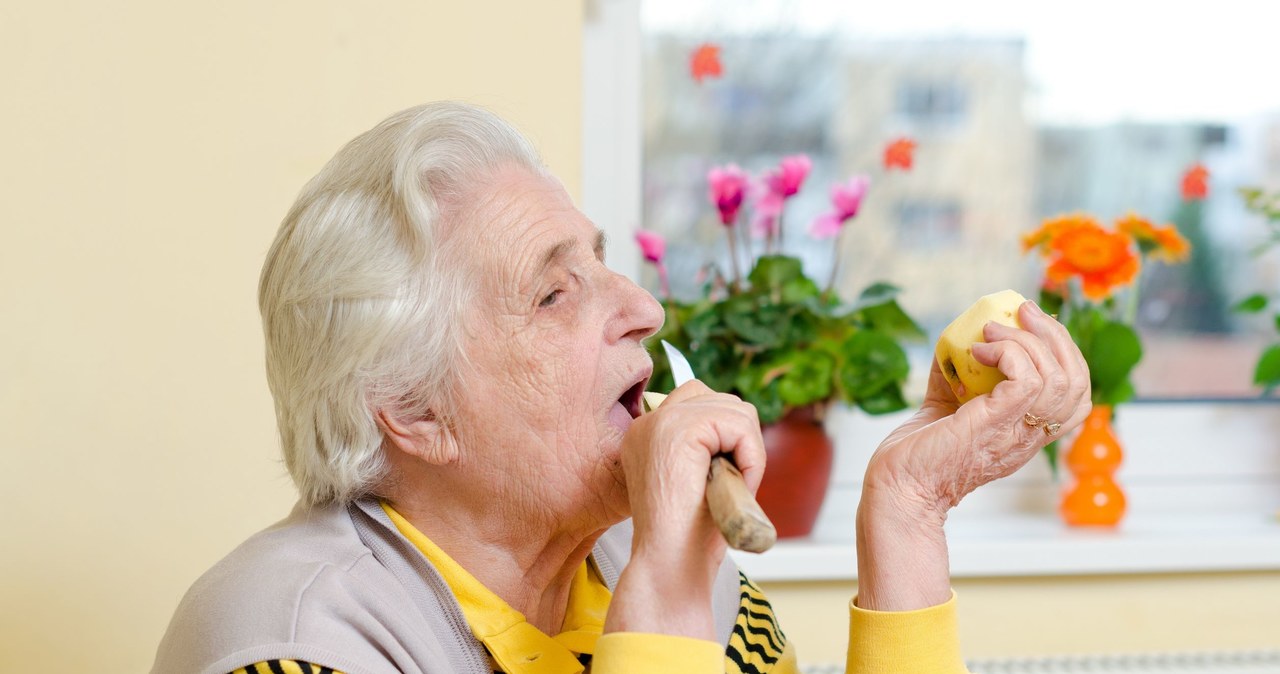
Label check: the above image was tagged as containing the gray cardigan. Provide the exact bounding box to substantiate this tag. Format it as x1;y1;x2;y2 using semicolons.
151;498;742;674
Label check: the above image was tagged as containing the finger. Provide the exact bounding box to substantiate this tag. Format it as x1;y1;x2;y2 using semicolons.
662;379;716;404
667;402;766;491
1054;399;1093;441
983;320;1072;423
968;338;1041;427
663;395;767;492
923;356;960;410
712;412;767;493
1017;301;1090;408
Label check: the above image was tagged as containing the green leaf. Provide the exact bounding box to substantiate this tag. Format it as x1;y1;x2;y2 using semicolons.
857;299;927;341
1097;378;1136;406
721;297;787;348
1037;289;1065;318
839;330;910;399
856;383;908;415
682;307;723;343
1253;344;1280;390
774;350;836;406
1087;321;1143;402
747;255;804;289
733;366;785;423
1234;293;1269;314
781;275;821;303
842;281;902;313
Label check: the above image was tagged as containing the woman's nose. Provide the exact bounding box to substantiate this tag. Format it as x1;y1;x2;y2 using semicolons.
606;271;665;344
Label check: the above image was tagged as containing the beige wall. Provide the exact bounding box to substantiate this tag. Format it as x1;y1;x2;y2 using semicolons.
0;2;582;672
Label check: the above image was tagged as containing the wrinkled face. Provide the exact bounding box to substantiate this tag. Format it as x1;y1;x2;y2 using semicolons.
441;165;663;522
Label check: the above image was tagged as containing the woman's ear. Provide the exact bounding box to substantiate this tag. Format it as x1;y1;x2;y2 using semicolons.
375;407;459;466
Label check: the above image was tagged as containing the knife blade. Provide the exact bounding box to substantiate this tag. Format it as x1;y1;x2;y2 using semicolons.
652;340;777;553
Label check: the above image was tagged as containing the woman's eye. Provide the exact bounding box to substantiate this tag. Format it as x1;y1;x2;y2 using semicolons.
539;289;563;308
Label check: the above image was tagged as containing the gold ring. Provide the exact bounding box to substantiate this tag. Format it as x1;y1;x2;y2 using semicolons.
1043;422;1062;436
1023;412;1045;428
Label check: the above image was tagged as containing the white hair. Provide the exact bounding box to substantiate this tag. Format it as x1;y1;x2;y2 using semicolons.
259;102;544;506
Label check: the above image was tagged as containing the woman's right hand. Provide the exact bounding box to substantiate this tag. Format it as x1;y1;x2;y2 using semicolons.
603;380;766;639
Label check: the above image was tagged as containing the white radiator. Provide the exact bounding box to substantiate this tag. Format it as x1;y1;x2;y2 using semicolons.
799;650;1280;673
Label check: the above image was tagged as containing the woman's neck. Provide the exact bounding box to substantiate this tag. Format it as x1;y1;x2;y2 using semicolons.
384;477;613;634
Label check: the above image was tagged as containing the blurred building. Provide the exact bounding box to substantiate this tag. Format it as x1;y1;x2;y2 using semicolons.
828;38;1033;331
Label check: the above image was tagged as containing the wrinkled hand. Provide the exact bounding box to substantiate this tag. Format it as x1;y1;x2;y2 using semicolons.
856;300;1091;611
605;380;765;639
619;380;765;565
868;300;1092;513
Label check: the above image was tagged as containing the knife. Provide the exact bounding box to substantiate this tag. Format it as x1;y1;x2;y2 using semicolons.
639;340;777;553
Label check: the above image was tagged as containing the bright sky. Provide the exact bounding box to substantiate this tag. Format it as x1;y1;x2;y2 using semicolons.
644;0;1280;124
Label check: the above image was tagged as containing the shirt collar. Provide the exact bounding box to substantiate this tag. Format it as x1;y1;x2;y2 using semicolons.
381;501;610;674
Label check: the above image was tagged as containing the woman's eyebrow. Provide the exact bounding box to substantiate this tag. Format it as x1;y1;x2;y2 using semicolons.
533;238;575;280
533;229;608;279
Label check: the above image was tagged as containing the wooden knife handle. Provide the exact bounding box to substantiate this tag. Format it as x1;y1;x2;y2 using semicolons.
706;455;777;553
642;392;777;553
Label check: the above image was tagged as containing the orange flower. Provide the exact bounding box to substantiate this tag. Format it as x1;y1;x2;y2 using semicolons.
1151;224;1191;263
883;138;916;171
1045;221;1141;301
1181;163;1209;200
690;43;723;83
1021;213;1096;257
1116;213;1191;263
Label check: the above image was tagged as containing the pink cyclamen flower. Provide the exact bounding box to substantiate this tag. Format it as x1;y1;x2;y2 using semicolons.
634;229;670;298
810;175;870;239
749;179;783;239
635;229;666;263
707;164;749;225
764;154;812;199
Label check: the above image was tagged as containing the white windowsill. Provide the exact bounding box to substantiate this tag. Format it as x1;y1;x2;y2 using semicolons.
731;512;1280;582
729;401;1280;582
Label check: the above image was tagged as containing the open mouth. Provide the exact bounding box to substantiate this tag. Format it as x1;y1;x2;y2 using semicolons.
619;378;647;419
608;374;650;432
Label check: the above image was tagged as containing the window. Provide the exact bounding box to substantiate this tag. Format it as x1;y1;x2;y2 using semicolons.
896;80;968;129
617;0;1280;400
581;0;1280;581
895;199;962;248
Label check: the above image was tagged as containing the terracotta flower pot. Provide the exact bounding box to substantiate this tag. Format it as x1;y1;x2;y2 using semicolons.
755;405;834;539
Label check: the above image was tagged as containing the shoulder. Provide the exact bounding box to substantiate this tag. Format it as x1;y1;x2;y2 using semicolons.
152;502;406;674
178;501;372;627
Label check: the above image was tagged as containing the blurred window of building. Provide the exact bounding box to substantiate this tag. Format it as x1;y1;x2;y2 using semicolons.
896;81;967;129
896;199;963;248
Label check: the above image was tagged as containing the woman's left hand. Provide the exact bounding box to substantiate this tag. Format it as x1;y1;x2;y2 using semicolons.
856;300;1091;610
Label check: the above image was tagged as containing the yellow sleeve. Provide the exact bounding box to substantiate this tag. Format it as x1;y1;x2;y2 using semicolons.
593;633;724;673
846;592;969;674
231;661;345;674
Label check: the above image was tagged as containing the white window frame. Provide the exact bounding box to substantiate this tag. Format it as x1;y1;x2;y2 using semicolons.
581;0;1280;581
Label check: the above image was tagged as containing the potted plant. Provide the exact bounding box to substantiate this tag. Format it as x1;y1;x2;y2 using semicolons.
636;149;924;538
1020;211;1192;526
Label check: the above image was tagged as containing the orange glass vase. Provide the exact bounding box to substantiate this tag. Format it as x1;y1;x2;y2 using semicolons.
1060;405;1127;527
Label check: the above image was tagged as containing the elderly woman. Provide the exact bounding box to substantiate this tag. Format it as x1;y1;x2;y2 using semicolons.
152;103;1090;674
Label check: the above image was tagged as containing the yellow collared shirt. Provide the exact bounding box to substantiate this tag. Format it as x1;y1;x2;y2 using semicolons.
382;502;725;674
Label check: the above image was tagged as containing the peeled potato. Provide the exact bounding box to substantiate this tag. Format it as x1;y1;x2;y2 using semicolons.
642;391;668;413
935;289;1027;404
